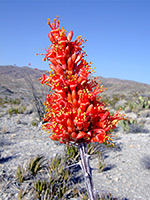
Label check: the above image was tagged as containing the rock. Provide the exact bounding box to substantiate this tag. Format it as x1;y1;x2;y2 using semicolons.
124;112;137;120
0;105;150;200
124;106;131;113
23;104;34;114
138;109;150;118
115;100;127;109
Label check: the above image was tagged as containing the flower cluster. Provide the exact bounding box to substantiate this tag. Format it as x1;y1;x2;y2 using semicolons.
40;17;124;145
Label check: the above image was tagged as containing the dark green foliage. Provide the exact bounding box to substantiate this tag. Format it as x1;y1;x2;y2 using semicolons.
31;120;38;126
16;165;27;183
118;118;137;132
0;97;21;106
28;155;47;176
8;106;26;115
8;107;19;115
16;154;75;199
16;144;115;199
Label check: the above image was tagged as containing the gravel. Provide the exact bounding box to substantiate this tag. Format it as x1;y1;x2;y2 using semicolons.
0;113;150;200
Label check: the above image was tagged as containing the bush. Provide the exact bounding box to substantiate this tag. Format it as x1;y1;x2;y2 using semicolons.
118;118;148;133
8;107;19;115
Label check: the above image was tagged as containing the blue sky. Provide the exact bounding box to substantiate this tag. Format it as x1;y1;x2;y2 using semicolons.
0;0;150;84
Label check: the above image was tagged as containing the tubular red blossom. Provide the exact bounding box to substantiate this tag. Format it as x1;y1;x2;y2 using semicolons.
71;132;77;139
71;52;77;62
48;32;55;43
67;57;74;71
75;53;83;63
76;131;87;139
40;74;51;84
40;17;125;145
67;30;73;41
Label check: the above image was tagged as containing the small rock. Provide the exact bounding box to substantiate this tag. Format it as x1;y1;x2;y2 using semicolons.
125;112;137;120
138;110;150;118
114;177;119;182
125;106;131;113
115;100;127;109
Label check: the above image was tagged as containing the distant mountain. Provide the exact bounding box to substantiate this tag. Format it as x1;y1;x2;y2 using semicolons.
0;65;150;98
0;65;46;98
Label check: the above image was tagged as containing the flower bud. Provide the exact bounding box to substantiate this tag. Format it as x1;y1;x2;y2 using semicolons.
71;132;77;139
56;65;64;75
48;32;55;43
67;30;73;41
71;52;77;62
50;58;58;66
76;131;86;139
67;57;73;71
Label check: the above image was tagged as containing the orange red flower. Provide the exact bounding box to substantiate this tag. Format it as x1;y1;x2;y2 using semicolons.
40;17;125;145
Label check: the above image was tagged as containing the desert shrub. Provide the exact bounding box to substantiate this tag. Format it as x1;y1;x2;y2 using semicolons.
16;156;47;183
16;145;108;200
1;97;21;105
19;106;26;114
31;120;38;126
8;107;19;115
8;105;26;116
16;154;76;200
118;118;148;133
122;96;150;113
100;94;126;110
24;75;46;121
16;165;27;183
9;98;21;105
0;98;4;106
28;155;47;176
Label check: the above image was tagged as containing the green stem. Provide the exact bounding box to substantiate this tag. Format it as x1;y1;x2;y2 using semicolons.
78;143;96;200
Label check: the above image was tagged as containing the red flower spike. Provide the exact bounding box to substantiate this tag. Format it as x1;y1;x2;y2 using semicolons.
39;17;125;145
83;122;90;131
91;133;105;143
67;91;72;102
57;55;66;65
40;74;50;84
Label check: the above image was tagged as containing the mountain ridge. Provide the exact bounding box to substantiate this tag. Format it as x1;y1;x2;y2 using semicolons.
0;65;150;97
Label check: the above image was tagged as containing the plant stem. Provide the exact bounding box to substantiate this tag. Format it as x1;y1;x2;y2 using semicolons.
78;143;96;200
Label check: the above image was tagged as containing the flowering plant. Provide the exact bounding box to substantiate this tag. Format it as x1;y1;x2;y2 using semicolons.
39;16;124;199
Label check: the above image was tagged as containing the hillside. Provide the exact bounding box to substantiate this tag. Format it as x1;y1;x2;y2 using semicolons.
0;65;150;98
